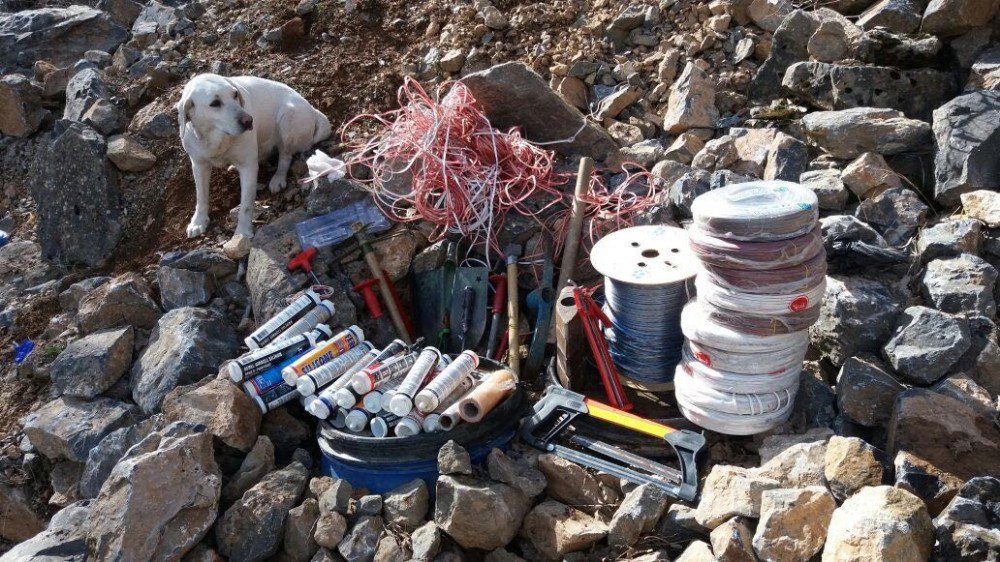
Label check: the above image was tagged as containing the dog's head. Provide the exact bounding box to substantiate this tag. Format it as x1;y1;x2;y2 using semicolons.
177;74;254;138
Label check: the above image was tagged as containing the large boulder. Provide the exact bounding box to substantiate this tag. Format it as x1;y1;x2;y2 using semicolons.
23;396;137;462
0;73;47;137
216;462;309;561
782;62;955;120
76;273;161;333
462;62;617;160
131;307;239;414
882;306;970;385
29;121;123;268
810;276;904;365
931;90;1000;206
854;186;929;246
434;475;531;551
750;10;822;102
824;435;889;500
888;389;1000;481
835;354;906;426
800;107;932;159
80;414;166;499
0;6;129;72
86;423;221;561
822;486;933;561
934;477;1000;561
662;63;719;133
0;500;89;561
921;0;1000;36
162;376;261;452
753;487;836;561
921;254;997;316
48;327;133;399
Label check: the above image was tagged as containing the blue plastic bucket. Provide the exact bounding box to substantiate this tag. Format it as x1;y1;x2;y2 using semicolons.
317;388;526;494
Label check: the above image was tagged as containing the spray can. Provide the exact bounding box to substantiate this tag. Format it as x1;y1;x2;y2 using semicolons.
350;352;418;394
370;412;401;438
287;341;373;389
281;325;364;382
230;324;333;382
415;351;479;413
394;408;426;437
422;376;478;432
245;289;321;349
273;300;336;343
387;347;441;417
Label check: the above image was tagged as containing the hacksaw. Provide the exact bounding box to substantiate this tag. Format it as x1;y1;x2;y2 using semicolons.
519;386;706;502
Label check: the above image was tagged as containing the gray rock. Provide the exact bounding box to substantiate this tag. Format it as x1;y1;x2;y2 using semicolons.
161;248;238;281
823;486;934;561
382;478;428;530
934;477;1000;561
709;517;755;562
824;436;889;500
668;169;712;218
23;396;137;462
607;484;669;546
759;428;834;464
29;121;122;268
790;371;838;430
98;0;143;27
81;414;165;499
921;254;997;316
855;187;928;246
216;462;309;561
374;533;410;562
486;448;546;498
655;503;710;543
314;511;347;550
222;435;275;503
0;500;89;561
782;62;955;120
77;273;160;333
967;46;1000;91
753;487;836;561
337;515;383;562
58;276;110;314
932;372;996;418
917;219;981;264
810;276;903;365
663;63;719;133
247;210;308;324
756;441;828;488
86;423;221;561
676;541;714;562
261;407;311;460
285;499;320;562
158;265;214;311
800;169;849;211
106;134;156;172
130;103;175;139
883;306;970;385
131;307;238;414
537;453;621;515
889;389;1000;482
802;107;931;160
750;10;822;102
434;475;530;551
694;465;780;529
764;133;808;182
163;377;262;452
519;500;608;559
317;478;352;516
895;449;964;517
0;74;47;137
921;0;999;36
0;7;129;72
855;29;942;68
63;68;124;135
462;62;618;160
836;354;906;426
438;440;472;475
411;521;442;561
931;90;1000;206
0;482;45;542
856;0;922;32
49;327;133;399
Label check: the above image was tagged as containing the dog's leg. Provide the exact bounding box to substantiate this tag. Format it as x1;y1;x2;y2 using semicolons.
268;151;292;194
187;159;212;238
235;164;259;238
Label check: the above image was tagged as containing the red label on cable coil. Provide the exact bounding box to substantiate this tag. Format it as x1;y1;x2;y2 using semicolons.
694;351;712;366
789;296;809;312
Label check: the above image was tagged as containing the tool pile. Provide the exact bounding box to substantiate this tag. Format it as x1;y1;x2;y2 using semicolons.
674;181;825;435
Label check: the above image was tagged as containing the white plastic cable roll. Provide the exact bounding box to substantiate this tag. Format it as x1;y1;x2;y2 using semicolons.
685;339;807;375
676;356;801;394
696;295;821;336
675;392;796;436
673;365;797;415
696;275;827;315
688;225;823;271
690;181;819;241
698;251;827;295
680;300;808;353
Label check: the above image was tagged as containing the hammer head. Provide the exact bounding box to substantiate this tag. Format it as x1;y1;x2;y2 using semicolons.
505;243;522;264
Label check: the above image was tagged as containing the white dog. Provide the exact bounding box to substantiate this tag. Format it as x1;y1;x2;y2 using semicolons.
177;73;332;238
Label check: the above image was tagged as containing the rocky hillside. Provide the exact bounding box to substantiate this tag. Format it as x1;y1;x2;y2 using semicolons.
0;0;998;560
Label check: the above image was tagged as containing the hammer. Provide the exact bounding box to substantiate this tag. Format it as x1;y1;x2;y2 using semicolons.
505;244;521;374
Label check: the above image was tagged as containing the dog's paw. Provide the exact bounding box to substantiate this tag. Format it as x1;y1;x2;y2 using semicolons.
268;175;287;194
186;217;209;238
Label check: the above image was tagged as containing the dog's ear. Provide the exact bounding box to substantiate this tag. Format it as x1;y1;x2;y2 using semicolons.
224;78;245;107
177;91;194;137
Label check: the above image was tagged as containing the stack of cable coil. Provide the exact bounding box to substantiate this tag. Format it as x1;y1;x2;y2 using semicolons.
591;225;699;389
675;181;826;435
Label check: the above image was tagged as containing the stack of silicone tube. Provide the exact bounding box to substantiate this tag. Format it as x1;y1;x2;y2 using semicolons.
674;181;826;435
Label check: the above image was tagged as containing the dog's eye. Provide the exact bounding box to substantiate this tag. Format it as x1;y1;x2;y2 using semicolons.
210;99;222;108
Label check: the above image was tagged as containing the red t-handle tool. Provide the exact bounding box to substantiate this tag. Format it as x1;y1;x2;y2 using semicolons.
288;247;321;285
352;278;383;319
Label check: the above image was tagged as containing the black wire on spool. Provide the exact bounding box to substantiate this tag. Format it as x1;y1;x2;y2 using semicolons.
591;225;699;387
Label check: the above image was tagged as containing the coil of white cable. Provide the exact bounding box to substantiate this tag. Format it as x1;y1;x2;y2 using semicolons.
675;390;796;436
680;300;808;353
696;275;827;315
691;181;820;241
699;251;827;295
698;299;821;336
676;355;802;394
674;364;797;415
688;225;823;270
685;339;807;375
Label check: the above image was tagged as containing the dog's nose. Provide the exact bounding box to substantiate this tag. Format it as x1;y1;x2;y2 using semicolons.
240;114;254;131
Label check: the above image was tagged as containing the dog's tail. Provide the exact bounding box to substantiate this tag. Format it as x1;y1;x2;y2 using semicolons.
312;109;333;145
